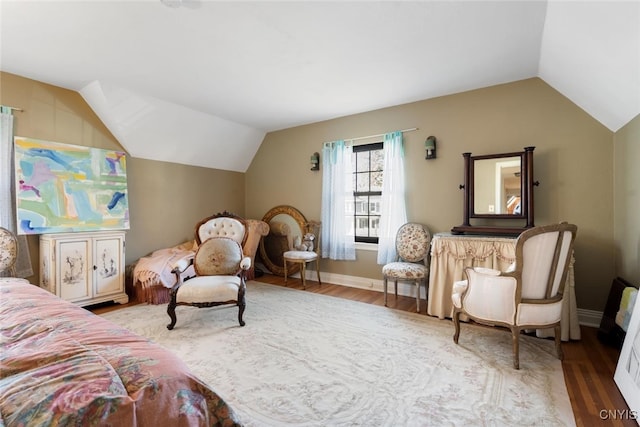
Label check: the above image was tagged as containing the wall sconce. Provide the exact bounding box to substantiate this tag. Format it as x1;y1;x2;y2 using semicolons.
425;136;437;159
310;152;320;171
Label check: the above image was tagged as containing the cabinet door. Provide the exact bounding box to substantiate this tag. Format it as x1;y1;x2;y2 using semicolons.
58;239;91;302
93;235;123;297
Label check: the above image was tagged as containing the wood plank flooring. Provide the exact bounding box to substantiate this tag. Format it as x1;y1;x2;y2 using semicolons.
92;273;637;426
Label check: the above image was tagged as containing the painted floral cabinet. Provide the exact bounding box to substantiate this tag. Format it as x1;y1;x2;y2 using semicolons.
39;231;129;306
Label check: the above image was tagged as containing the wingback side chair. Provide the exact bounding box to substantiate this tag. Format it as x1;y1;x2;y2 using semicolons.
451;222;577;369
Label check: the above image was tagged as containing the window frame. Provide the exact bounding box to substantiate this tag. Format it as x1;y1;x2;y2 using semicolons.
351;142;383;244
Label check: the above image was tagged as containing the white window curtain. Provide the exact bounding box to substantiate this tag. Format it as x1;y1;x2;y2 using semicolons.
376;131;408;265
321;140;356;260
0;107;34;278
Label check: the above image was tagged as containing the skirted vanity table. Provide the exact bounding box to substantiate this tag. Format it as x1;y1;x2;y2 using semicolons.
429;147;581;341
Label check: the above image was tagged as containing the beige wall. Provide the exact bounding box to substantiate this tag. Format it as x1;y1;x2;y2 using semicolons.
3;71;629;312
613;114;640;284
246;78;616;311
0;72;246;281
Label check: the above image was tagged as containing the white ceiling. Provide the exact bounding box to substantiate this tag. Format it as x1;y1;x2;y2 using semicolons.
1;0;638;172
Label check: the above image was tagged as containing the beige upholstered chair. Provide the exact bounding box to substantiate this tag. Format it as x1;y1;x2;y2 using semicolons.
382;223;432;312
195;211;268;280
167;236;250;330
167;213;265;329
0;227;18;276
283;221;321;289
452;222;577;369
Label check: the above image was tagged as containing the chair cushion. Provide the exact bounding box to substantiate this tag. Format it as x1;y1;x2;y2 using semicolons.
516;300;563;327
176;276;240;304
283;250;318;261
194;237;243;276
382;262;428;279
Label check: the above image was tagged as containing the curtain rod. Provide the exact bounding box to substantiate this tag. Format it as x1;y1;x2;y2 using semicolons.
323;127;418;147
1;105;24;112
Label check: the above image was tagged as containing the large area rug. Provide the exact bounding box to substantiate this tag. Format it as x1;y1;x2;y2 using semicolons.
101;281;575;426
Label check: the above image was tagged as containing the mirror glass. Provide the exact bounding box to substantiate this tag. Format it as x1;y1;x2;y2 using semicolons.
259;205;307;276
473;156;522;215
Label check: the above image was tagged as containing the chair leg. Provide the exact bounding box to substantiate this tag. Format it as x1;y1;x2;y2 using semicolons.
511;327;520;370
394;280;398;299
315;259;321;285
167;299;177;330
283;259;288;284
238;301;246;327
301;261;307;289
453;309;461;344
415;281;420;312
383;277;388;306
554;324;563;360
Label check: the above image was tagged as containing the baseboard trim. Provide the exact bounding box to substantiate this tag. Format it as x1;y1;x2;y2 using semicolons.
577;308;602;328
306;270;436;299
305;270;603;327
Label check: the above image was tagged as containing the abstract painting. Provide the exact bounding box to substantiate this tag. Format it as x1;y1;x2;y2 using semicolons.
14;137;129;234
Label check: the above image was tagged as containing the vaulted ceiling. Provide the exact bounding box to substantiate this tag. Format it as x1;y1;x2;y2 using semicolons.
1;1;638;172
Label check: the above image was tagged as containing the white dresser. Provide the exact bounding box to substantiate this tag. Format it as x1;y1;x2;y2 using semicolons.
39;231;129;307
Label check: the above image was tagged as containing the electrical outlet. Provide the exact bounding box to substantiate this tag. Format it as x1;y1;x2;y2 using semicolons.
488;205;495;213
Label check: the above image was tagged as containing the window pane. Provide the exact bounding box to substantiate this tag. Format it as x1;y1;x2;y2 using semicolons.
369;216;380;237
371;149;383;171
355;196;368;214
355;216;369;237
369;195;381;214
356;172;370;192
356;151;369;173
370;171;383;191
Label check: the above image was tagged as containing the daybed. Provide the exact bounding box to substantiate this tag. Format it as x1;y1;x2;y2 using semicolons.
131;212;268;305
0;277;241;426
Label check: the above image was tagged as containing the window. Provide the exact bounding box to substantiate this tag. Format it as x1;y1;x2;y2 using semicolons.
350;142;383;243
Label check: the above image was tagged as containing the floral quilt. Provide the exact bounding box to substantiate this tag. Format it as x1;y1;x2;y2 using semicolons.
0;278;241;427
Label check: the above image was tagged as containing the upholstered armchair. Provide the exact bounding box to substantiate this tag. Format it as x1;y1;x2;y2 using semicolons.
0;227;18;276
167;236;250;330
195;211;269;280
451;222;577;369
382;223;432;312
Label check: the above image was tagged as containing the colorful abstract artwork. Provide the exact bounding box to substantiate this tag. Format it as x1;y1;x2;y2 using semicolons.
14;137;129;234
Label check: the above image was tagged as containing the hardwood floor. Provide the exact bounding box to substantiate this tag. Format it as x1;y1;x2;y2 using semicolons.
93;273;636;426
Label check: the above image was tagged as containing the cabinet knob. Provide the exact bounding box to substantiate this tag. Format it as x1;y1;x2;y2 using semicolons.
93;265;97;270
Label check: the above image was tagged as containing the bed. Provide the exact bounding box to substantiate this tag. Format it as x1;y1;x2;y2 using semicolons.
0;278;241;427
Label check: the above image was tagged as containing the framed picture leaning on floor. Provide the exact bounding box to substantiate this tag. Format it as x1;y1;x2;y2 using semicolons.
614;296;640;421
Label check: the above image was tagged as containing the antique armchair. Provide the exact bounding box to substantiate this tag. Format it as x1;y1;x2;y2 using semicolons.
195;211;269;280
283;221;321;289
382;223;432;312
167;236;249;330
451;222;577;369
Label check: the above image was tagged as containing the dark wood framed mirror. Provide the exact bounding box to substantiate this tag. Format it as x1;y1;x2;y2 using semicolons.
451;146;537;236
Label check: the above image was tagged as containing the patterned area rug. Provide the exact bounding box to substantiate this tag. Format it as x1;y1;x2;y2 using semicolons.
101;281;575;426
